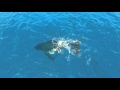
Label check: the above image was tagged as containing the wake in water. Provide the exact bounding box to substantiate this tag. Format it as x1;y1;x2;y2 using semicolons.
35;37;81;60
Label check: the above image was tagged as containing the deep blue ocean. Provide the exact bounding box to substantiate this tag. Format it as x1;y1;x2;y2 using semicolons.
0;12;120;78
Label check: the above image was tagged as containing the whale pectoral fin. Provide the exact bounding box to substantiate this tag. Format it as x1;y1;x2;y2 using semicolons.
71;42;80;56
45;52;55;61
75;48;80;56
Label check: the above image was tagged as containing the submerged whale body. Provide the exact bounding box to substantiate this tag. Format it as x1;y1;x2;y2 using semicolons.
35;38;81;61
35;40;57;60
35;40;54;51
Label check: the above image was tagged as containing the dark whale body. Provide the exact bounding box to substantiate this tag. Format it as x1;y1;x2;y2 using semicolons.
35;39;80;61
35;40;56;60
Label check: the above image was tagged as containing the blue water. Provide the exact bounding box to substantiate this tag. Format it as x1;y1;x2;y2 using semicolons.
0;12;120;78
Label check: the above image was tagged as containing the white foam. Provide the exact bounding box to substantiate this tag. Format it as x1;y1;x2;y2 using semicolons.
50;37;81;56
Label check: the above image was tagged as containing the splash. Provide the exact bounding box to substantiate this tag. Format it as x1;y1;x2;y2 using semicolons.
49;37;81;57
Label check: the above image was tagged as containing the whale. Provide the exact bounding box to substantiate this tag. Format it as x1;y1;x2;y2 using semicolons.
35;38;81;61
35;40;56;60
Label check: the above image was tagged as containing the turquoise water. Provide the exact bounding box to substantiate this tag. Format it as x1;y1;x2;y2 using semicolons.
0;12;120;78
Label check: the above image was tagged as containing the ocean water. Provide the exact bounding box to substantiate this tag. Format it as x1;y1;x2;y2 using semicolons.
0;12;120;78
